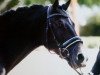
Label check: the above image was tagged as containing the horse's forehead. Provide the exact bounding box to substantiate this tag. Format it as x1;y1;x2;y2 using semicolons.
58;8;69;17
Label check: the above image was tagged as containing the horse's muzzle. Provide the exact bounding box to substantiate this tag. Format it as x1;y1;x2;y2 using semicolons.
68;53;87;69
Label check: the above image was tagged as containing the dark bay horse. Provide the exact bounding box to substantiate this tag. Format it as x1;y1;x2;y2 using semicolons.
0;0;85;75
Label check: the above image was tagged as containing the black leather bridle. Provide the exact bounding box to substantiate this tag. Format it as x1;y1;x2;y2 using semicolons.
47;5;83;59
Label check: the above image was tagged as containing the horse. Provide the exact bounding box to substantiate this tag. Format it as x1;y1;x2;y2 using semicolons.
0;0;85;75
92;50;100;75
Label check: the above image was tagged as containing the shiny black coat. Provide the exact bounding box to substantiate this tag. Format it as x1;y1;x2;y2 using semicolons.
0;5;47;73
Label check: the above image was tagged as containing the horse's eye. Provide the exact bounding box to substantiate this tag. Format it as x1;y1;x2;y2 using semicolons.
57;21;63;27
54;20;62;27
58;22;62;27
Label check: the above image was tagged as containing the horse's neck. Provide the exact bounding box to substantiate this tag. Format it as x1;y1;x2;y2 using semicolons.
0;7;45;52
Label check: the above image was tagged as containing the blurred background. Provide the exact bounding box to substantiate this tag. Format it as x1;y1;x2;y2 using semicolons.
0;0;100;75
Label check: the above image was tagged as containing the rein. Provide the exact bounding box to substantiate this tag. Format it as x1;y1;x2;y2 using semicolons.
47;5;83;75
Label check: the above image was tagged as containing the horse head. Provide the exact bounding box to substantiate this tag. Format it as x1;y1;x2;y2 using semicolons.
44;0;86;71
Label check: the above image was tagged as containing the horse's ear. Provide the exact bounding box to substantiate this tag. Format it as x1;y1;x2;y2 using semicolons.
62;0;71;10
52;0;59;9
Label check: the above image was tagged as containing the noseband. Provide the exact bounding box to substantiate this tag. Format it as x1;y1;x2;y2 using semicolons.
46;5;83;58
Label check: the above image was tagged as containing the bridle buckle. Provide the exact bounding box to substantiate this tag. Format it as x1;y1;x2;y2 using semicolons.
59;48;69;59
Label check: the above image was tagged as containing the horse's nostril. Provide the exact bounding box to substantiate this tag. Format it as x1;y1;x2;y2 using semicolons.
78;54;84;63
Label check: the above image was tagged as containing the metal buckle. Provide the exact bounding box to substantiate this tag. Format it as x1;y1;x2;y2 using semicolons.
59;48;69;59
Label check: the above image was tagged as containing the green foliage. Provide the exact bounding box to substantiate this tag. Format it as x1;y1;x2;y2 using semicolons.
80;14;100;36
0;0;19;13
24;0;58;5
49;0;55;3
24;0;31;5
0;0;4;4
5;0;19;10
78;0;100;7
0;0;56;13
24;0;46;5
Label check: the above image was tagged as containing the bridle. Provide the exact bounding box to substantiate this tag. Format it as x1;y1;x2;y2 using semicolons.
47;5;83;58
46;5;84;75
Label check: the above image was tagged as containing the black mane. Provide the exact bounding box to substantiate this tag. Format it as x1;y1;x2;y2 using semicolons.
0;5;47;73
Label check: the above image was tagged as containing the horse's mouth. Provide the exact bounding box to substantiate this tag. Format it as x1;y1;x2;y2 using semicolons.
68;60;86;69
75;62;86;69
